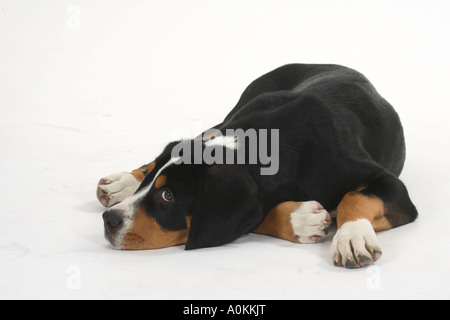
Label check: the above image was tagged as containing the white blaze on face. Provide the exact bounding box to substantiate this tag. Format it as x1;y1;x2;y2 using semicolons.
108;157;180;249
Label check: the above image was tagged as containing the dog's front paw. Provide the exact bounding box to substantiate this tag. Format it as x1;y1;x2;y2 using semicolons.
291;201;332;244
330;219;382;269
96;172;140;208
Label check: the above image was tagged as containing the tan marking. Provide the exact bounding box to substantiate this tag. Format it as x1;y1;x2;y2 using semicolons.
337;192;392;232
199;128;221;141
155;174;167;189
373;216;392;232
121;207;190;250
253;201;301;243
131;161;156;182
355;185;368;192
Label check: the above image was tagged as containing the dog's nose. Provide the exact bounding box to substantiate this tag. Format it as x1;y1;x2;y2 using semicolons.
103;209;124;231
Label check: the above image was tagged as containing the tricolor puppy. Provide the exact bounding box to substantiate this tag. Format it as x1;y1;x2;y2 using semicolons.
97;64;418;269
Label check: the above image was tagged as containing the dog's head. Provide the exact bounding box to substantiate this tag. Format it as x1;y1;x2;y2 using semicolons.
102;141;263;250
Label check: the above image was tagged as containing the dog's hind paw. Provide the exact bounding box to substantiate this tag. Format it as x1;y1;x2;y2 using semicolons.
96;172;140;208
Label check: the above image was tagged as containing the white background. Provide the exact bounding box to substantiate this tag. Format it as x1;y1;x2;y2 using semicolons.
1;0;449;299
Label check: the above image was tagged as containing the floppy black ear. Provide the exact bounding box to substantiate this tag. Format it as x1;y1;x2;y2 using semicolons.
185;165;263;250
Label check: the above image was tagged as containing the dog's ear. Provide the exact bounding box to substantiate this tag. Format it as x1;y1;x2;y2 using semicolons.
185;164;263;250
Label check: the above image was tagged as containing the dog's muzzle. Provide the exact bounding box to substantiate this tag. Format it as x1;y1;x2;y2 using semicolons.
103;209;125;246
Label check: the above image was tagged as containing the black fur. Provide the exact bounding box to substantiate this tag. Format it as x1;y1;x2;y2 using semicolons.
137;64;418;249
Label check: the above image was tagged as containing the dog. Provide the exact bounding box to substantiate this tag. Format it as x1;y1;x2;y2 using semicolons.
97;64;418;269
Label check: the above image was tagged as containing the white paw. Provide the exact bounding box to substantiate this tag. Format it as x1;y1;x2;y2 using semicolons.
290;201;332;244
96;172;140;208
330;219;382;268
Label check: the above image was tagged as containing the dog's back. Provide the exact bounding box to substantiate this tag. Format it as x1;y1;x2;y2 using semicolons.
222;64;406;210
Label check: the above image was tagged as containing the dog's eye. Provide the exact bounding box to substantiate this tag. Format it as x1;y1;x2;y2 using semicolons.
161;189;174;202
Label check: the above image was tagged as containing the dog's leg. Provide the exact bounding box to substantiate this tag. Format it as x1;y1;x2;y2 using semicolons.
331;172;418;268
96;162;156;208
253;201;332;244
